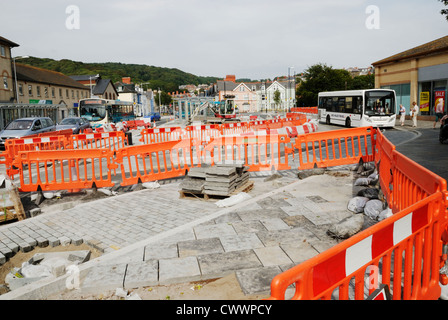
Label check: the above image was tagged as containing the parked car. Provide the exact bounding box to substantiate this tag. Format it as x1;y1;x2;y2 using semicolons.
0;117;56;150
148;112;161;122
56;117;91;134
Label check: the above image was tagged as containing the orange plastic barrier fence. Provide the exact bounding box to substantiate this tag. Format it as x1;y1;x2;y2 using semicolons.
1;136;69;178
139;127;183;144
221;122;251;136
268;192;446;300
135;119;151;129
375;131;447;214
204;134;292;172
268;129;448;300
69;131;128;152
115;139;201;186
294;126;376;170
14;148;117;192
184;124;222;142
290;107;318;114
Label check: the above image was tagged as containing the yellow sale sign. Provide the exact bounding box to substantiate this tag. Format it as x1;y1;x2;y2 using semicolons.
420;92;429;112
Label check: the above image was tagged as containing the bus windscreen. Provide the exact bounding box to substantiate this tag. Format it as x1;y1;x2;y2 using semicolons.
364;91;395;116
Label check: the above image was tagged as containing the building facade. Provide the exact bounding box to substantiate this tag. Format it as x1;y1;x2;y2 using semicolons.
0;36;19;103
216;75;295;112
372;35;448;118
15;64;90;119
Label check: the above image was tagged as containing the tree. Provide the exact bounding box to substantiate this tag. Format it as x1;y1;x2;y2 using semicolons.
296;63;352;107
440;0;448;21
296;64;375;107
274;90;281;109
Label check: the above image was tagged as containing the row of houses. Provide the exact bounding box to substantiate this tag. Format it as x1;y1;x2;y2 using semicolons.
170;75;296;113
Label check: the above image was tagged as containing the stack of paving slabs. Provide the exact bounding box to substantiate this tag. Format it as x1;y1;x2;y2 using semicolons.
179;166;208;194
179;162;252;199
204;162;250;197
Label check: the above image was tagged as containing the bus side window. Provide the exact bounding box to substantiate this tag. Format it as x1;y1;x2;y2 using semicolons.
338;98;345;113
345;97;353;114
332;97;338;112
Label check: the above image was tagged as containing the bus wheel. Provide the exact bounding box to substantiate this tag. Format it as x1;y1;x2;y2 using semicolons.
326;115;331;125
345;117;351;128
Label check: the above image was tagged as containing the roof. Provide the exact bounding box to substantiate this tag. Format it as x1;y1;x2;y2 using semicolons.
372;35;448;66
69;74;101;81
217;79;293;92
92;78;117;95
0;36;19;48
16;64;88;90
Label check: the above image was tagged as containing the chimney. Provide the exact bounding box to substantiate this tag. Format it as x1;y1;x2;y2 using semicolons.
122;77;131;84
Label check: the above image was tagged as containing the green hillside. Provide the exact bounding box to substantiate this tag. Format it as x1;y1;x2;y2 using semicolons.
19;57;220;93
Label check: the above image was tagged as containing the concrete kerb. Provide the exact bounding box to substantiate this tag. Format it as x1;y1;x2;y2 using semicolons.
0;173;326;300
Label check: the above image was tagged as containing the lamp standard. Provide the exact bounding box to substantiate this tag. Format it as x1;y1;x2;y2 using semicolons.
89;74;99;98
288;66;294;112
13;56;29;103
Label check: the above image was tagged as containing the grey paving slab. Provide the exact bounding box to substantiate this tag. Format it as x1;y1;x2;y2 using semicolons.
81;263;128;293
178;238;224;258
158;256;201;285
254;246;293;267
235;266;282;296
197;249;262;279
280;242;320;264
124;260;158;289
256;227;318;246
194;223;237;240
144;243;178;260
219;233;264;252
260;218;290;231
230;220;267;234
237;208;288;221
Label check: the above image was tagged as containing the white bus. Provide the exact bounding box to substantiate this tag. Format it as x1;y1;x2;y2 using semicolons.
78;98;136;129
318;89;396;128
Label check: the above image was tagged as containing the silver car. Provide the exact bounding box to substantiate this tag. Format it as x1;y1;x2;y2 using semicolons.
56;117;91;134
0;117;56;150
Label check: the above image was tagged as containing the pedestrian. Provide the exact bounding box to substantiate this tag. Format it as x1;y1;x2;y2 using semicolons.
399;104;406;126
434;97;444;129
411;102;419;127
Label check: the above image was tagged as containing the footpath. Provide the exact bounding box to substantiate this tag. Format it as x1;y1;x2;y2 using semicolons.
0;117;434;300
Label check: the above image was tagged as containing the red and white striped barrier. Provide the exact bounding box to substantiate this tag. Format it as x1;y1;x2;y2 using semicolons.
312;208;427;295
285;120;319;138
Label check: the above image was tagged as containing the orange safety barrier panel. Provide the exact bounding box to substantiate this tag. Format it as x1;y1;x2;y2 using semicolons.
125;120;137;130
39;129;73;139
115;139;201;186
135;119;151;129
184;124;222;142
221;122;251;136
204;134;292;172
290;107;318;114
374;130;447;213
268;192;446;300
294;126;376;170
14;148;117;192
1;136;69;178
268;127;448;300
139;127;183;144
70;131;128;152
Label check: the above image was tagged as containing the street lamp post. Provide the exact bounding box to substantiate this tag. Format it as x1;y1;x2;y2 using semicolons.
13;56;29;103
89;74;99;98
288;66;294;112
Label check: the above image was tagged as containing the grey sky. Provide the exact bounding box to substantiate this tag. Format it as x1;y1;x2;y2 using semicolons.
1;0;447;80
